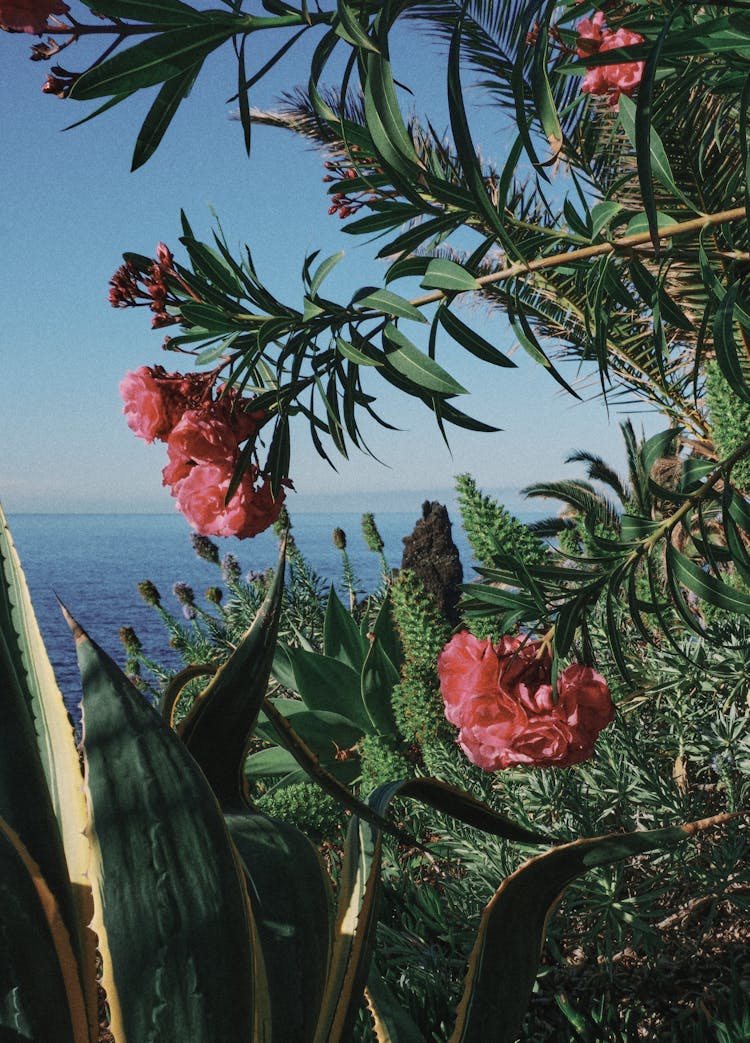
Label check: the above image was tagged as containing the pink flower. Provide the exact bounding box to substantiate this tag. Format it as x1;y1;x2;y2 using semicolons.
119;366;210;444
437;632;614;770
161;400;264;492
576;13;645;108
174;461;284;539
0;0;68;34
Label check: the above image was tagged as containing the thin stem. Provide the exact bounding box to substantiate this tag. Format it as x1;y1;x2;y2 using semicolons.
408;207;747;309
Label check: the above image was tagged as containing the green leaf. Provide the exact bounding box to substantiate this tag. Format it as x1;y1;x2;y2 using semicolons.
310;250;345;298
356;287;428;323
666;544;750;614
65;609;257;1043
590;201;623;239
419;259;480;292
438;307;516;368
324;584;366;669
177;542;286;810
131;62;200;169
227;813;335;1043
180;236;246;297
77;0;204;22
383;323;467;395
0;505;93;1017
334;0;378;52
0;820;86;1043
336;336;383;366
363;43;422;179
365;966;425;1043
713;285;750;404
360;635;400;736
285;646;373;734
449;818;724;1043
255;702;364;756
69;24;234;101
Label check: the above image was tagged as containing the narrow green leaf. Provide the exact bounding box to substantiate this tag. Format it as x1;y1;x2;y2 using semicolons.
713;285;750;404
590;200;623;238
69;25;234;101
335;0;378;52
310;250;345;298
360;635;400;736
132;62;200;169
383;323;467;395
77;0;203;22
420;258;480;292
336;336;383;366
356;287;428;323
666;544;750;614
438;307;516;368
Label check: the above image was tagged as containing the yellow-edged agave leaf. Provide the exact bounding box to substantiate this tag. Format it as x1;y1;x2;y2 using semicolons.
178;539;286;811
159;662;217;726
313;778;551;1043
0;504;91;910
365;965;425;1043
227;813;335;1043
448;813;738;1043
0;817;89;1042
65;608;258;1043
0;503;97;1039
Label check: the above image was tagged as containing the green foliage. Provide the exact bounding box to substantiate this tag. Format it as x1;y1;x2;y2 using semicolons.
258;781;347;841
455;473;549;571
706;360;750;494
359;734;413;796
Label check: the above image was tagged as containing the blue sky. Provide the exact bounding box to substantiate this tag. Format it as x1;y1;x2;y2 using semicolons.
0;6;660;517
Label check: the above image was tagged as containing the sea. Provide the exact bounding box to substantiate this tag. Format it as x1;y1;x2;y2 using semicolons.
7;510;484;715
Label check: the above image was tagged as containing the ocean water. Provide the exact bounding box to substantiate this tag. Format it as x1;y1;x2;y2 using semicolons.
7;510;478;713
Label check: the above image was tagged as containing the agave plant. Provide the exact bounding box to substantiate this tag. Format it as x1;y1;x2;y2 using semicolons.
0;497;738;1042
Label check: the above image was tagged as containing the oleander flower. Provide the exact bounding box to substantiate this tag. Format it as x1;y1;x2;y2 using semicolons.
437;632;614;770
576;12;645;108
120;366;210;444
0;0;68;34
174;461;284;539
161;400;264;491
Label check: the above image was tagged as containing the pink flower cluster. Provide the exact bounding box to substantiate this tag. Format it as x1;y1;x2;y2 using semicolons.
437;632;614;770
576;11;645;109
0;0;68;34
120;366;287;539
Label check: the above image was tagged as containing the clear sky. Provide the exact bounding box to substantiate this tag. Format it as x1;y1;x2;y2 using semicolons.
0;6;660;518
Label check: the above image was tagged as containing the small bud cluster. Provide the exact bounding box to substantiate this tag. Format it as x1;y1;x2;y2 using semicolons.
137;580;161;607
322;155;383;219
109;243;181;329
191;533;220;564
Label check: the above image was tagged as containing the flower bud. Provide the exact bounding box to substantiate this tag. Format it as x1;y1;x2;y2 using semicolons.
221;553;241;583
172;582;195;605
190;533;220;564
119;626;142;654
137;580;161;606
332;527;347;550
205;586;223;605
361;512;384;553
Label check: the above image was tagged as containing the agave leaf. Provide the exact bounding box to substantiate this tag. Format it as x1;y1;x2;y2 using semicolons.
448;814;735;1043
313;777;550;1043
65;607;258;1043
0;504;97;1036
0;818;89;1042
365;964;425;1042
227;812;335;1043
178;539;286;810
323;584;367;669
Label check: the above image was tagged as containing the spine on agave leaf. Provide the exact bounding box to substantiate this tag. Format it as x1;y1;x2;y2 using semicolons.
65;606;263;1043
0;503;98;1039
0;817;89;1042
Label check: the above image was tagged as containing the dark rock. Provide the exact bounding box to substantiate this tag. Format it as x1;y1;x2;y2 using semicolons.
401;501;463;625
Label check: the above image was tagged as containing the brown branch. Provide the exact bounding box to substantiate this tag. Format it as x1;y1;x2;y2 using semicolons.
409;206;747;308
